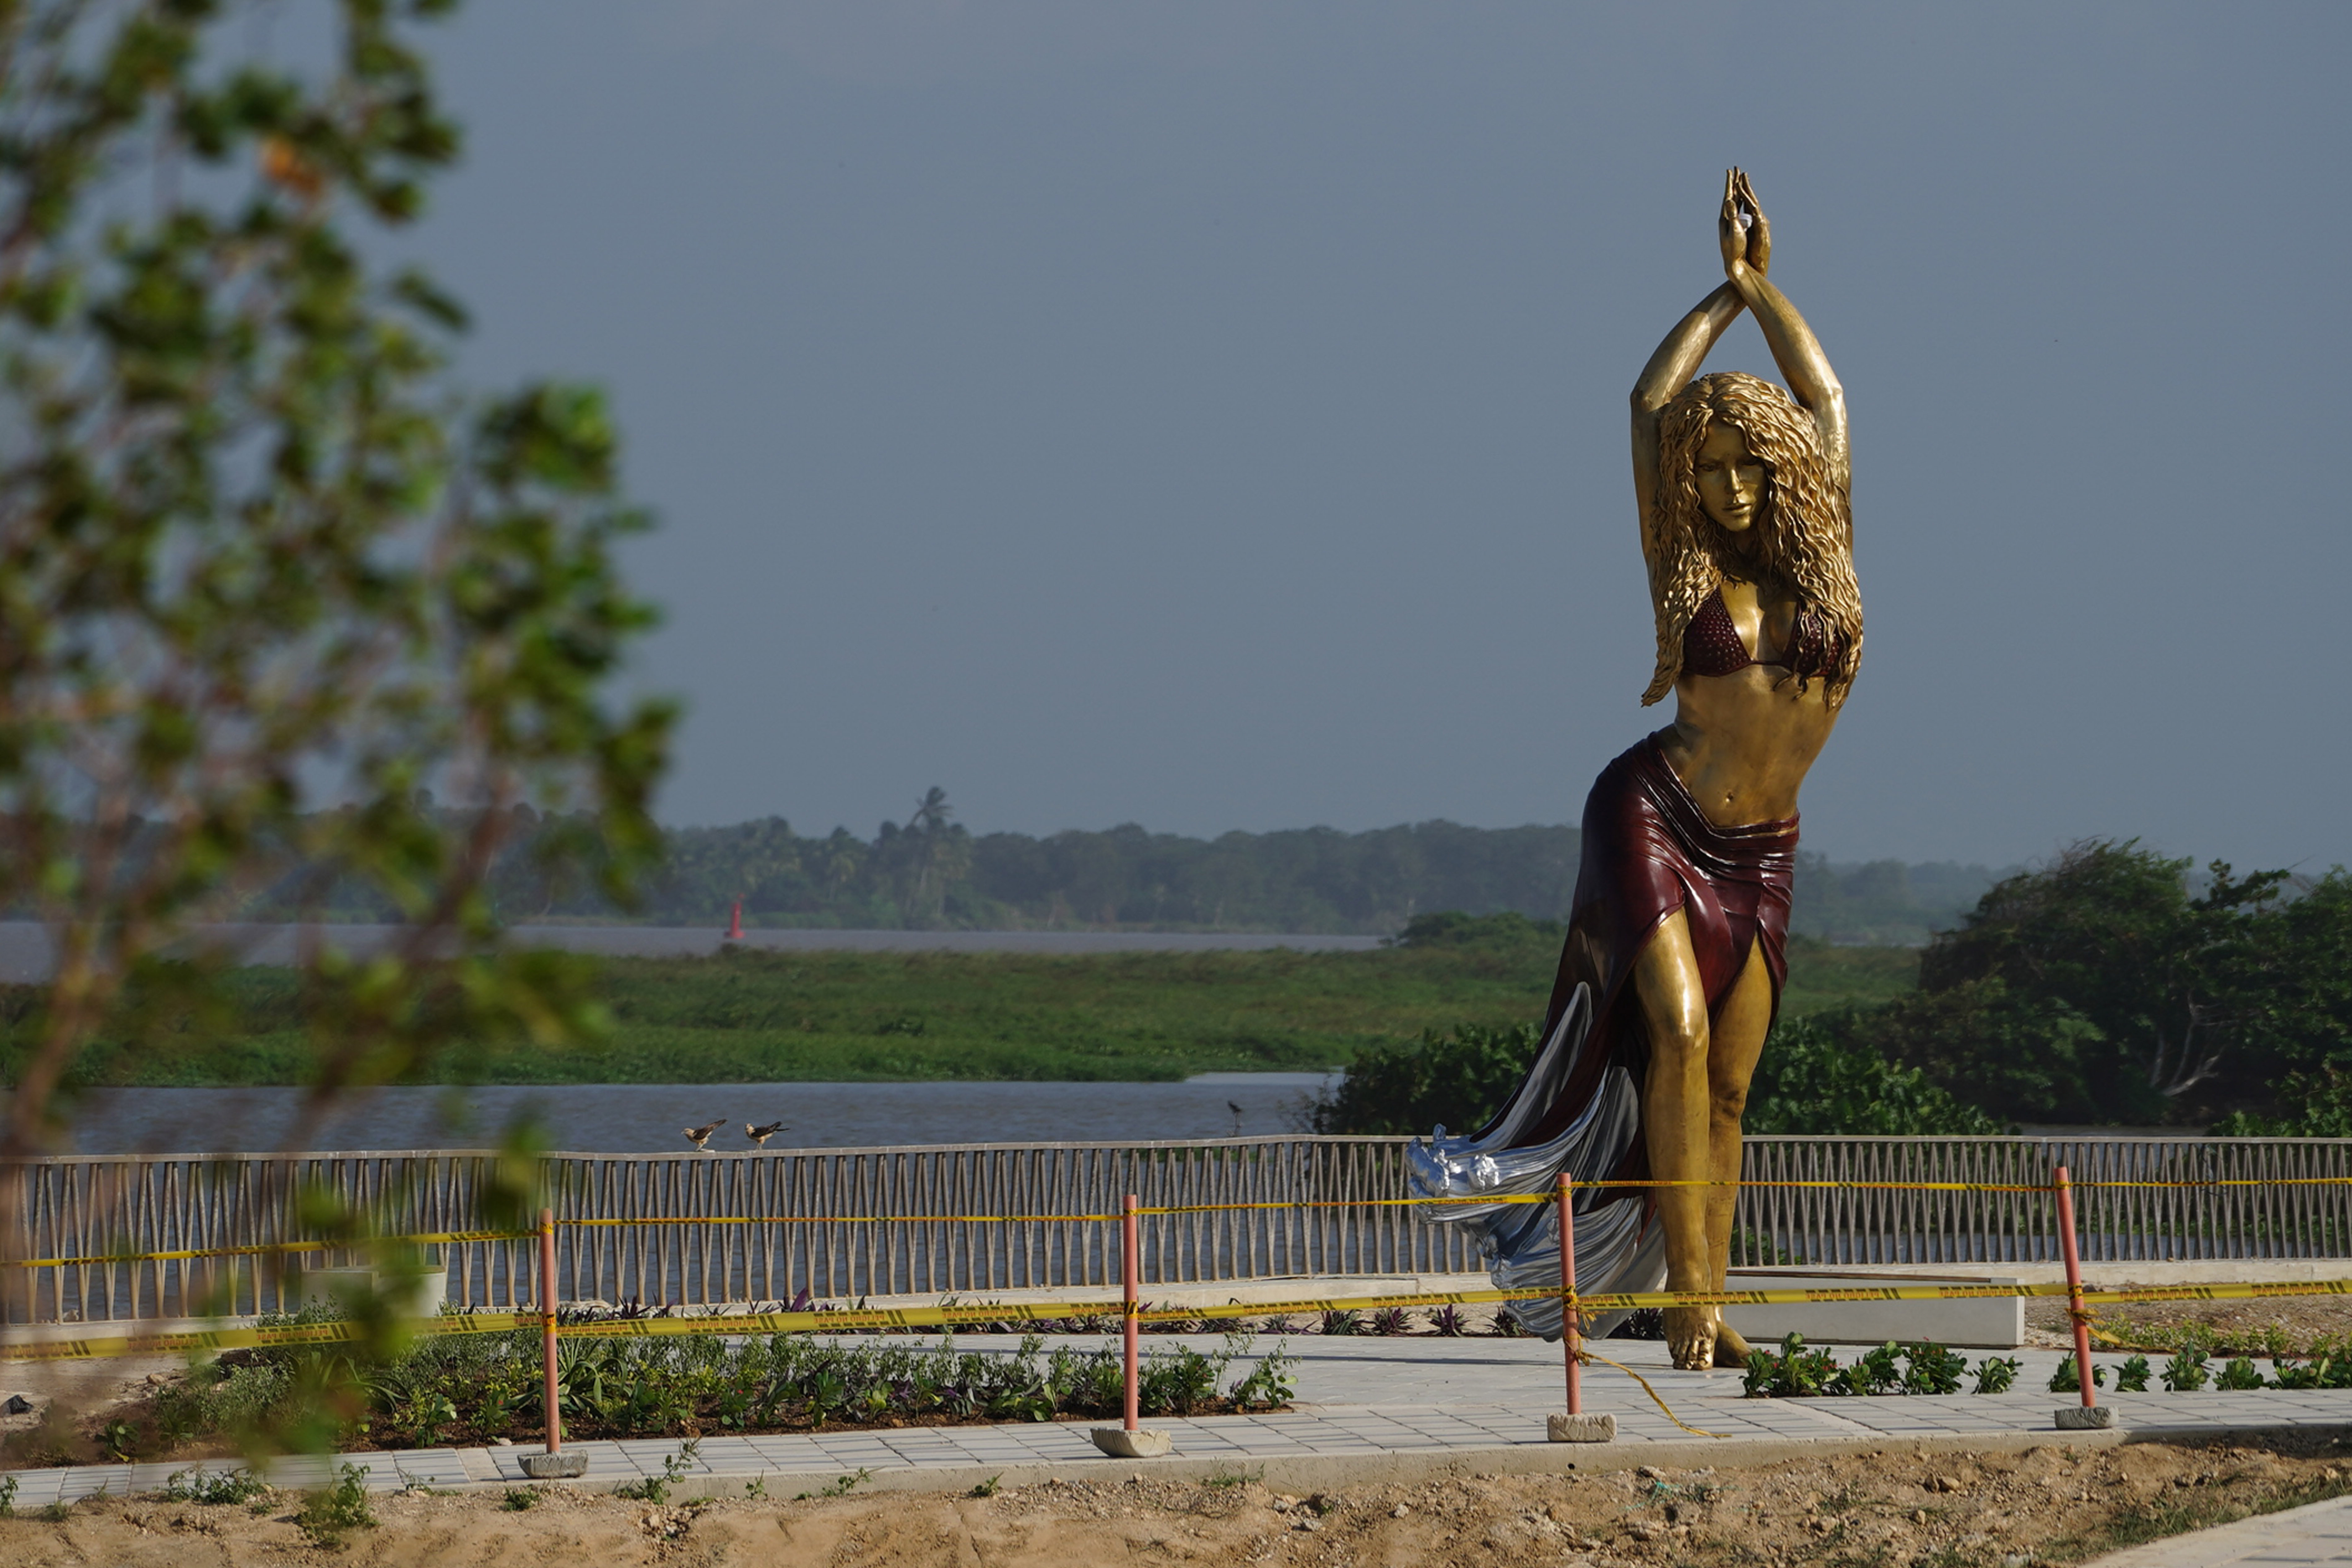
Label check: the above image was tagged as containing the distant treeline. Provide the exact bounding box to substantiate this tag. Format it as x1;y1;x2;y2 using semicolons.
448;788;1999;941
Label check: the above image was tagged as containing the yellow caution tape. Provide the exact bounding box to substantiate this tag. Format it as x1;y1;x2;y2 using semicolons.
16;1275;2352;1364
8;1231;537;1270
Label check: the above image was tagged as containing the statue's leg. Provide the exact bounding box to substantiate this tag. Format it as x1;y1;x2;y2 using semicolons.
1705;940;1775;1365
1632;909;1715;1371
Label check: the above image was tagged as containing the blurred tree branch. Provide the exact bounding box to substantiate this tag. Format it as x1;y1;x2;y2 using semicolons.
0;0;673;1167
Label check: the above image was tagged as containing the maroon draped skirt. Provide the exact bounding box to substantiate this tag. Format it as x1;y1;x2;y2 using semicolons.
1513;732;1799;1162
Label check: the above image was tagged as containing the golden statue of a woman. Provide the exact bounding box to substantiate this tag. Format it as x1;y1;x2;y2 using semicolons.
1409;170;1861;1371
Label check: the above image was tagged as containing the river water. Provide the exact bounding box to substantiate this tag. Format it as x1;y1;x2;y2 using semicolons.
57;1075;1341;1156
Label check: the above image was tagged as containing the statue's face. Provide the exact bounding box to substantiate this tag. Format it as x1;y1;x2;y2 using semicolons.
1694;421;1765;534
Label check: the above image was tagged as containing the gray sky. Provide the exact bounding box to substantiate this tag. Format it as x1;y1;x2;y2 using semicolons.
411;2;2351;872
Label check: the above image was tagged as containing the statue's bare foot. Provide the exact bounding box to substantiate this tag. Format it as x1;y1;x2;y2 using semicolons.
1664;1306;1719;1371
1714;1323;1754;1366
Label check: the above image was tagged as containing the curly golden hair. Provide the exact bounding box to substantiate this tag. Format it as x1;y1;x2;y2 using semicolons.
1640;371;1862;709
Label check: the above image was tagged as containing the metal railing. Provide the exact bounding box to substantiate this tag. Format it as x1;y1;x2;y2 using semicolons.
9;1135;2352;1326
1737;1136;2352;1266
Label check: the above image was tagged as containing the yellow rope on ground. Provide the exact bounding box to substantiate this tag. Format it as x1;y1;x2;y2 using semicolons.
1576;1345;1725;1438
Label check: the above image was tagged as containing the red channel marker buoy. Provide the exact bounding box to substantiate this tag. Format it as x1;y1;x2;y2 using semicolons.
727;899;744;941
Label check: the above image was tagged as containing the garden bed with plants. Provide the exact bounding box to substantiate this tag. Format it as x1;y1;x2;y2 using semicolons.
1740;1330;2352;1398
0;1317;1298;1470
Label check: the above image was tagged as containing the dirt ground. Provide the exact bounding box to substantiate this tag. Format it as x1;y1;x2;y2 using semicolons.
3;1436;2350;1567
2024;1292;2352;1354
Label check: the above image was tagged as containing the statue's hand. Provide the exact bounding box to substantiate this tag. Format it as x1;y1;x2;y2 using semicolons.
1718;170;1749;277
1733;167;1771;275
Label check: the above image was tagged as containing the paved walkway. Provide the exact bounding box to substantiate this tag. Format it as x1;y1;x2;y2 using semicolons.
2083;1493;2352;1565
7;1333;2352;1565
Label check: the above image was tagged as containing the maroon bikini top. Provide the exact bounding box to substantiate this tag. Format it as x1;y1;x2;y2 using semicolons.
1681;587;1843;682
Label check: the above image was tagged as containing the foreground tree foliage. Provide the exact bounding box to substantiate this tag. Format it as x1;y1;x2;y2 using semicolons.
0;0;670;1371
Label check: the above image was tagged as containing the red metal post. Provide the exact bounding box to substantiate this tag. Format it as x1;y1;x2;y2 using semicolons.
2054;1166;2095;1407
540;1206;561;1452
1122;1194;1141;1432
727;899;745;941
1559;1173;1581;1416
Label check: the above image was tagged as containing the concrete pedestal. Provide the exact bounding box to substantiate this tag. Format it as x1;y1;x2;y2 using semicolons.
1090;1427;1173;1458
1547;1412;1618;1443
2054;1406;2115;1430
520;1452;588;1479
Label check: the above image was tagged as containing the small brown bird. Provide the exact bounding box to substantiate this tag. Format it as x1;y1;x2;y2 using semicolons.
683;1119;725;1150
745;1121;787;1147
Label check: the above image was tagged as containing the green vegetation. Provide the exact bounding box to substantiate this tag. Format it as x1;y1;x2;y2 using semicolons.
1816;841;2352;1127
1738;1333;1990;1398
51;1323;1296;1465
28;914;1916;1089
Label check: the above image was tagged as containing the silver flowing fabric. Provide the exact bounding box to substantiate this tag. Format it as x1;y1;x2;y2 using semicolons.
1404;982;1666;1339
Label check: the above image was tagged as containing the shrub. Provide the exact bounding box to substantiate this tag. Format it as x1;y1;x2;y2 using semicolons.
1743;1334;1842;1398
2163;1345;2212;1392
1901;1342;1968;1396
2050;1357;2107;1394
1971;1356;2022;1394
2218;1356;2266;1391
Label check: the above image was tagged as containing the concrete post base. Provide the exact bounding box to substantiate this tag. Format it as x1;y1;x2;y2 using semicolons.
520;1452;589;1479
1547;1413;1618;1443
1091;1427;1173;1458
2053;1406;2115;1430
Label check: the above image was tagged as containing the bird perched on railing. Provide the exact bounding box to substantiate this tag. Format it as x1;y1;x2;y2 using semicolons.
683;1119;725;1150
745;1121;787;1147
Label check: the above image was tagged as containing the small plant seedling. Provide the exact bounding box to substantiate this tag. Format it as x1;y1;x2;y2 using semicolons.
0;1474;18;1518
615;1440;702;1505
795;1468;874;1501
1204;1466;1264;1488
1428;1305;1468;1338
164;1467;267;1506
1319;1309;1362;1336
298;1465;377;1548
969;1475;1000;1498
745;1477;769;1500
2115;1355;2153;1392
502;1488;538;1512
40;1500;71;1522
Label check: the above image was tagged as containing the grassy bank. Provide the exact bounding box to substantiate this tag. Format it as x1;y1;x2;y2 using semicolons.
46;934;1919;1087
